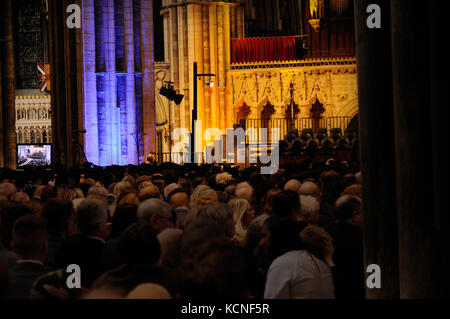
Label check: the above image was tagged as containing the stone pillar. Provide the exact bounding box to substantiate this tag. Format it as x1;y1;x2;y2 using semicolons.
428;0;450;298
170;5;180;130
0;52;3;166
209;4;219;129
217;4;226;132
391;0;450;298
354;0;399;298
141;0;156;157
202;5;211;130
0;0;17;168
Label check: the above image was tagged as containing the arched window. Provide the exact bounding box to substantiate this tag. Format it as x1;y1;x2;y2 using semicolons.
17;110;20;120
47;129;52;143
43;130;47;143
18;131;22;143
30;130;35;144
237;103;251;126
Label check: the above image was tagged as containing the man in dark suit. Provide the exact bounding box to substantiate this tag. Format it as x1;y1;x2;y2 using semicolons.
8;214;49;299
326;195;365;299
54;198;109;288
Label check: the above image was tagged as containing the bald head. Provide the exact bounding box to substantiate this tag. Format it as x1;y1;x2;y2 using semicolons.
299;181;321;199
235;182;253;202
284;179;301;193
169;192;189;209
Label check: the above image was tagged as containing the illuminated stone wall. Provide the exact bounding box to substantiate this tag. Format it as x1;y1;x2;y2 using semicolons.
81;0;155;166
229;58;358;121
160;0;244;140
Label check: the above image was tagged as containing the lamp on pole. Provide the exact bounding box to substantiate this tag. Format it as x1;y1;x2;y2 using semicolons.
192;62;216;164
159;81;184;161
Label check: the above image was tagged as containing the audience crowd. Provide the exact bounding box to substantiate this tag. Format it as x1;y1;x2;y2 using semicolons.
0;158;364;299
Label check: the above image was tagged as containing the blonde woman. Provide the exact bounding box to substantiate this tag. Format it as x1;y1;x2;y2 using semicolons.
228;198;255;244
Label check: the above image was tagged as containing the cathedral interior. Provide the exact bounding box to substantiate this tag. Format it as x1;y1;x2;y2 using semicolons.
1;0;450;298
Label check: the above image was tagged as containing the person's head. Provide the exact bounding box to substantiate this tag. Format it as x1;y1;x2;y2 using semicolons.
262;188;282;215
320;171;342;194
355;172;362;185
11;214;48;261
300;225;334;265
137;199;174;233
271;168;286;188
234;182;253;202
271;190;301;219
298;181;322;202
90;263;172;298
244;214;269;256
228;198;254;243
335;195;363;227
216;172;233;186
127;283;172;299
42;199;74;236
180;217;228;257
177;176;193;196
169;191;190;209
138;184;160;202
342;173;357;189
196;203;236;238
152;179;166;193
190;186;218;208
116;191;140;207
284;179;301;193
13;192;30;204
258;218;272;257
341;184;362;199
224;184;237;200
298;195;320;225
76;199;109;239
163;183;181;202
214;191;228;204
118;222;161;265
157;228;182;269
178;237;247;299
87;185;108;200
0;182;17;201
110;204;138;239
113;181;133;197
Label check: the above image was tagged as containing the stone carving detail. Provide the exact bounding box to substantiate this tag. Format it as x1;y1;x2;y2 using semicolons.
230;60;358;121
15;95;52;144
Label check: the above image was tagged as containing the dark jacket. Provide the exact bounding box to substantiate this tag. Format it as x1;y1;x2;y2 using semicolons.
54;234;105;288
7;262;48;299
326;220;365;299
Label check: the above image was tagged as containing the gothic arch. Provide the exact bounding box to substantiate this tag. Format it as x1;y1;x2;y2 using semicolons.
257;95;277;116
234;97;253;123
336;97;359;119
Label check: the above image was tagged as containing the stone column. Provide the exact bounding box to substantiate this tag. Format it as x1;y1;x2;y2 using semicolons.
0;0;16;168
217;4;226;132
209;4;219;129
202;5;211;130
391;0;450;298
354;0;399;298
141;0;156;157
427;0;450;298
